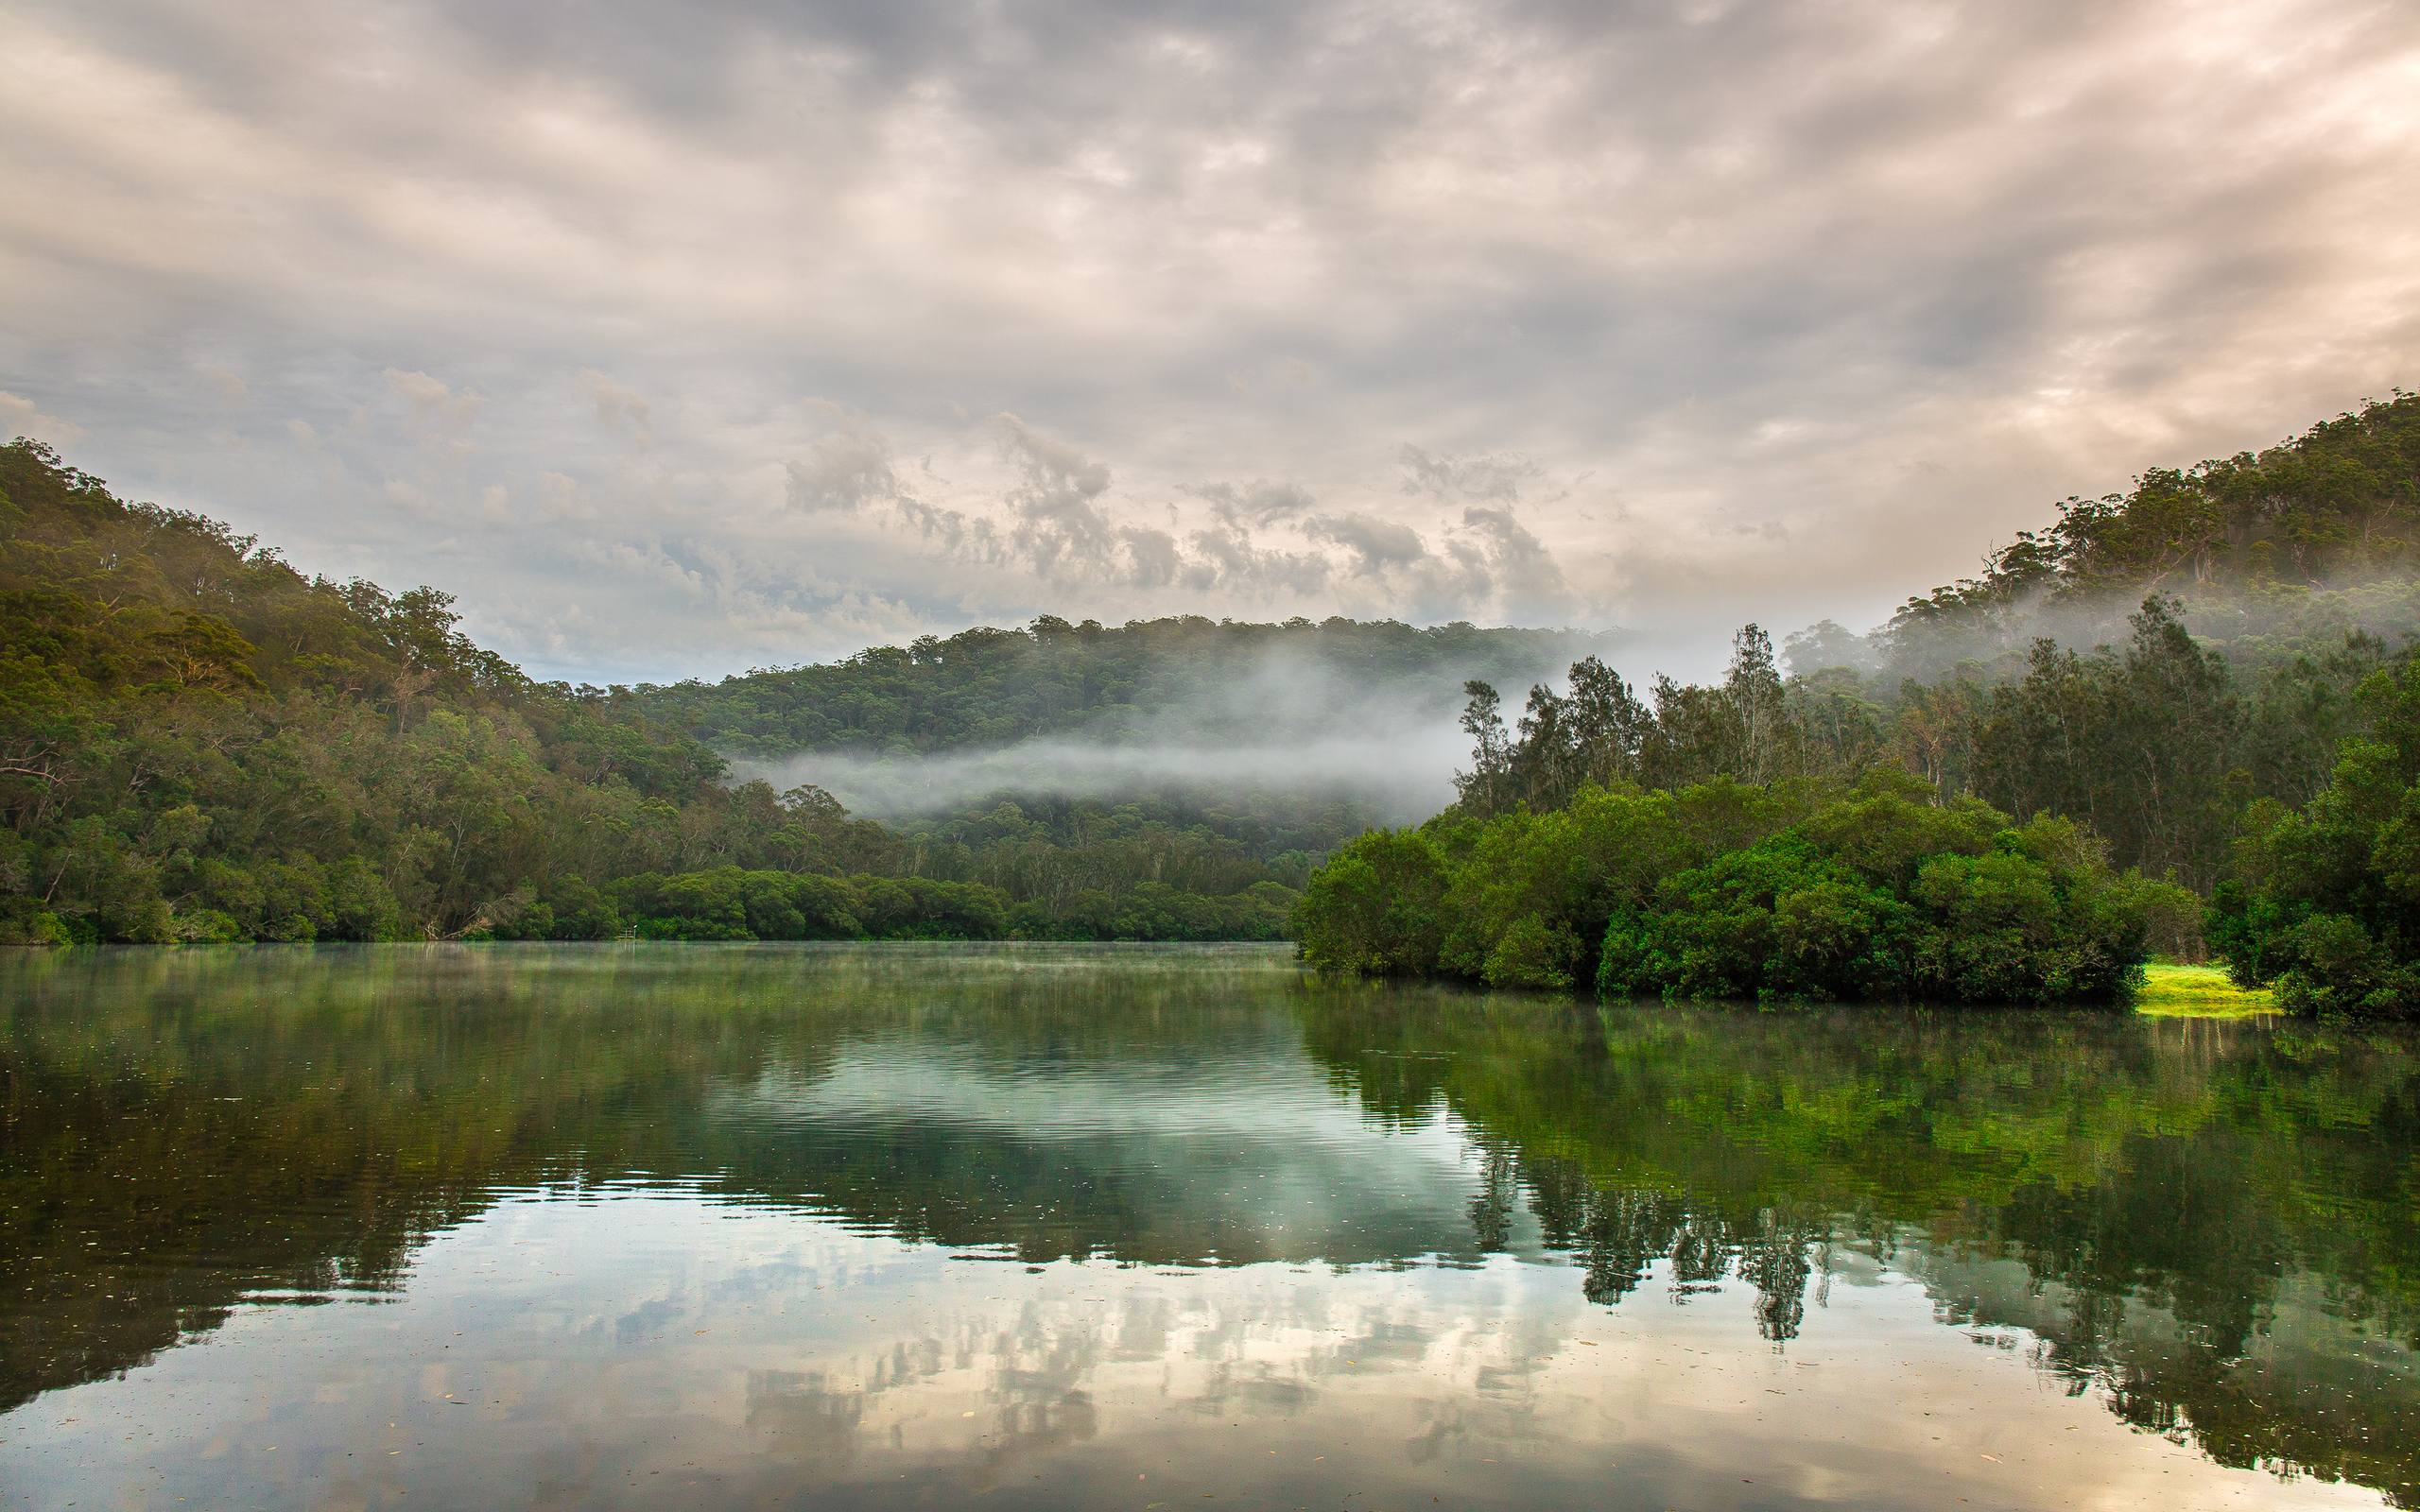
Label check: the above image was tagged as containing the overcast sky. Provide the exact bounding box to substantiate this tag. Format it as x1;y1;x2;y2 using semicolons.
4;0;2416;684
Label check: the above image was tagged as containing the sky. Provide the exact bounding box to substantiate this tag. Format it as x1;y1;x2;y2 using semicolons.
3;0;2417;686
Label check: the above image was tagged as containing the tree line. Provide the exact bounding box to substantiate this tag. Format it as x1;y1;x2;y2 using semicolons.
1304;393;2420;1015
0;440;1304;945
619;609;1599;759
1295;772;2181;1004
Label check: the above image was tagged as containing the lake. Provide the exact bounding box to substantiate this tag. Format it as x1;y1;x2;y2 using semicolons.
2;943;2415;1511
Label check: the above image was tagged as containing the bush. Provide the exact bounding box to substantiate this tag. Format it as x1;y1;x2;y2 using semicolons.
1292;829;1448;975
328;858;406;941
172;907;246;943
0;904;72;947
1302;772;2152;1005
2208;655;2420;1017
1598;807;2148;1005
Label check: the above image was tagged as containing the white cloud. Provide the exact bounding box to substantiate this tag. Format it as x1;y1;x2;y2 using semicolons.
382;368;482;439
786;421;905;514
1305;511;1430;576
0;0;2412;680
0;390;82;442
578;369;650;443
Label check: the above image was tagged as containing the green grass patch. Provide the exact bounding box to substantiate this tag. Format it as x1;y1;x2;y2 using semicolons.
2135;961;2276;1018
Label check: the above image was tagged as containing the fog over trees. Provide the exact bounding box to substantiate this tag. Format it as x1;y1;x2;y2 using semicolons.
1302;393;2420;1013
6;393;2417;1010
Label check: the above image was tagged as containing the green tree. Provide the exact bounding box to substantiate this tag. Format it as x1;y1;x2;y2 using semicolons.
2208;653;2420;1016
1292;829;1449;976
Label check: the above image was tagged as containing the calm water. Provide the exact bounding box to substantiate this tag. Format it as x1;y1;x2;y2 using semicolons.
2;946;2416;1511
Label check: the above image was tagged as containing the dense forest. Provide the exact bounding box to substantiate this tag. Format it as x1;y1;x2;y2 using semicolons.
8;390;2417;1010
622;613;1597;759
1301;393;2420;1015
0;439;1570;945
1296;773;2181;1004
0;440;1358;943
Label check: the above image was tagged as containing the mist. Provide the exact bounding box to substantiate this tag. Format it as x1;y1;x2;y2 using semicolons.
740;728;1471;823
729;636;1601;823
1784;570;2420;686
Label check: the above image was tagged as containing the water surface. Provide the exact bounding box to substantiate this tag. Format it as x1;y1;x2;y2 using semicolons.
2;944;2415;1509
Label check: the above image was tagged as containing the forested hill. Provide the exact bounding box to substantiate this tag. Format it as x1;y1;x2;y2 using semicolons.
1956;391;2415;597
0;443;719;796
0;438;1574;946
620;616;1604;760
0;438;909;944
8;388;2416;968
1831;392;2420;683
0;440;1318;944
1293;393;2420;1014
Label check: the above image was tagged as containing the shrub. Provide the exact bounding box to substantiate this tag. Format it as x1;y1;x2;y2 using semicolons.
2208;656;2420;1017
1292;829;1448;976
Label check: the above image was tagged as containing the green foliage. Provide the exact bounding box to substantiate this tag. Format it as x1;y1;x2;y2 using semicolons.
0;440;1299;946
2207;654;2420;1017
1470;596;2381;894
1304;771;2156;1005
1455;399;2420;903
1416;401;2420;1005
617;610;1598;941
1429;781;1804;988
1290;829;1448;975
622;613;1601;759
1877;392;2420;667
11;390;2417;959
1595;799;2152;1005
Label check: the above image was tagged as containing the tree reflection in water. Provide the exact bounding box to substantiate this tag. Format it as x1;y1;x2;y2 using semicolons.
2;944;2414;1506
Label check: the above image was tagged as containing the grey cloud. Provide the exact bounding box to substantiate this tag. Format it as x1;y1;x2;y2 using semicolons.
1397;445;1543;505
999;415;1122;580
0;390;83;442
1305;511;1430;576
533;471;587;523
896;497;1006;563
1119;524;1184;589
1189;479;1318;527
382;369;481;439
1185;524;1333;597
2;0;2414;680
1459;505;1578;621
786;422;908;514
579;369;651;443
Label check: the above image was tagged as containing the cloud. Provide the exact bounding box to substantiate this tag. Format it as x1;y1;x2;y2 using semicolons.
786;421;907;514
999;414;1122;579
579;369;650;442
1184;520;1334;597
1460;504;1578;621
533;471;586;521
1119;524;1184;589
0;0;2413;680
382;369;481;439
1397;445;1543;505
0;390;82;442
199;365;250;406
1305;511;1430;576
1190;479;1319;527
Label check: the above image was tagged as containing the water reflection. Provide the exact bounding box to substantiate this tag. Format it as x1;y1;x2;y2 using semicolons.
1;943;2414;1509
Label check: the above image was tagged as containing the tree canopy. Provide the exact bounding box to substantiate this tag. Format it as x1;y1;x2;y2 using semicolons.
0;440;1323;945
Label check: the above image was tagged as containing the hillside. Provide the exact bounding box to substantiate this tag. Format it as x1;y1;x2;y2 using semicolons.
1297;395;2420;1005
8;392;2416;959
0;441;1309;943
621;615;1603;761
1836;392;2420;684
